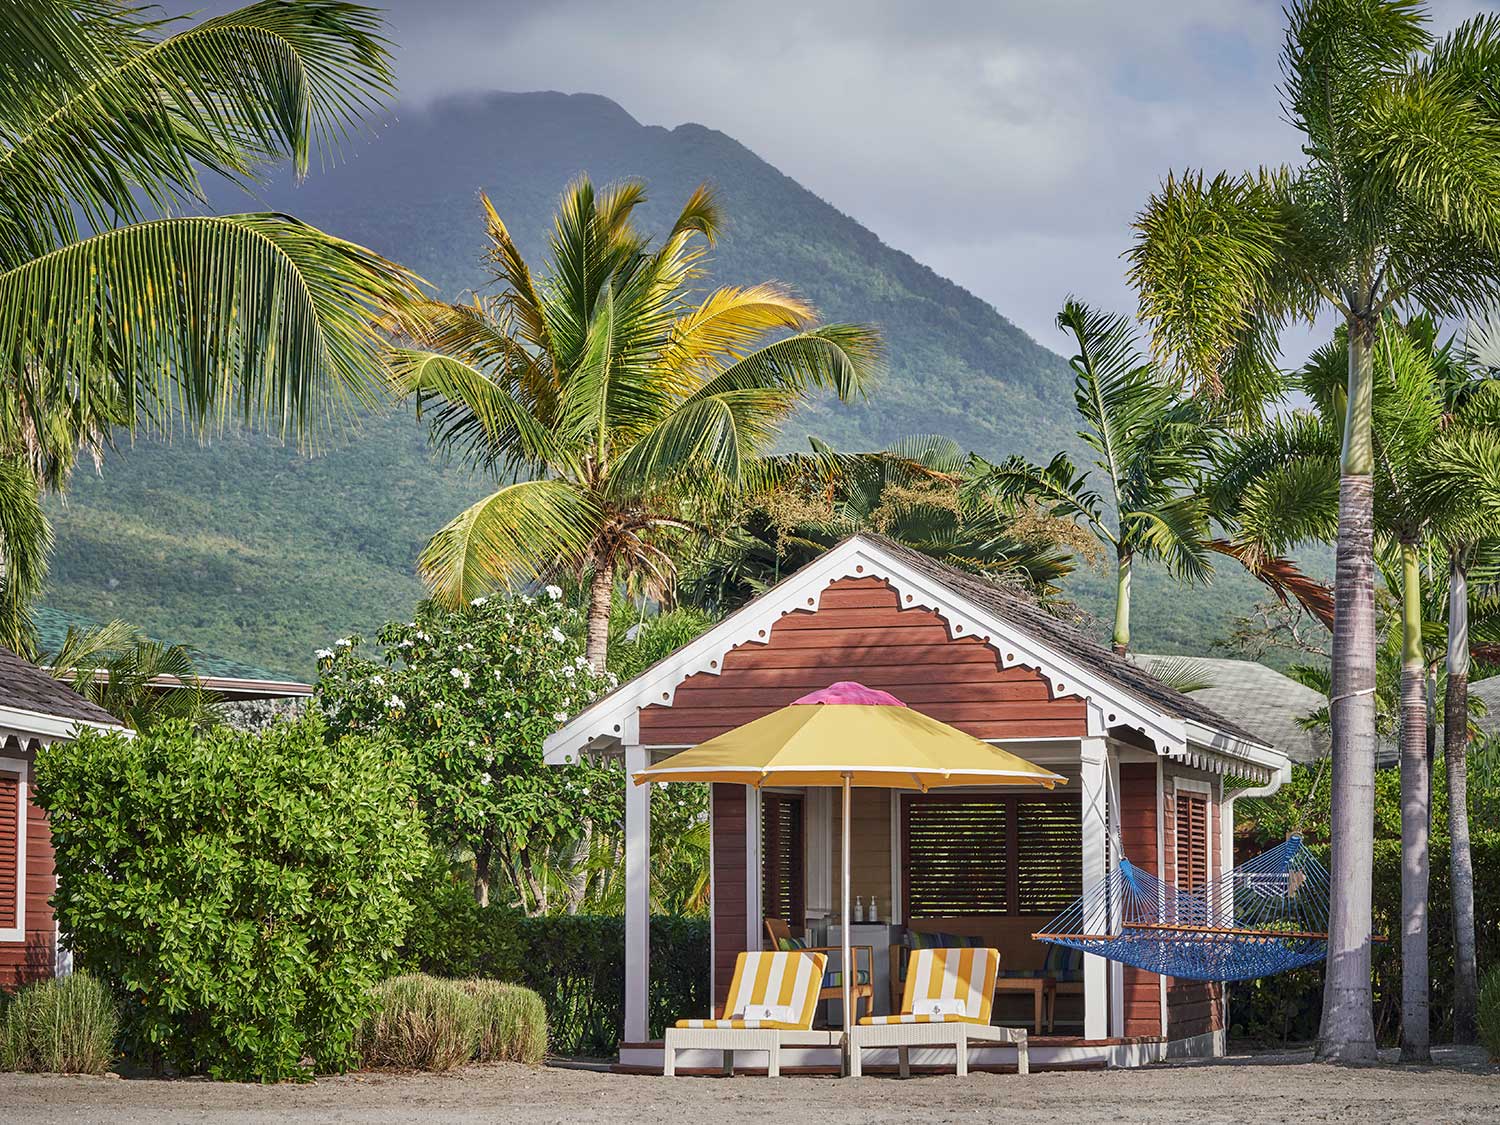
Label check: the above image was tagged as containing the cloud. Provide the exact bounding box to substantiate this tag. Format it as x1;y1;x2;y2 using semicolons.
171;0;1499;366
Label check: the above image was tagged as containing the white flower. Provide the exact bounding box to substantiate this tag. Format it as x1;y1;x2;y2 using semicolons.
553;711;569;723
563;666;576;678
335;637;352;648
574;655;590;669
432;700;444;709
503;711;513;720
386;694;403;709
398;639;413;649
315;648;334;660
371;675;384;686
470;596;489;607
545;584;563;601
549;627;566;643
481;772;492;785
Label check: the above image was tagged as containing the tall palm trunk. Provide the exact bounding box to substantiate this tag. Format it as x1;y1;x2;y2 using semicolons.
1318;315;1378;1063
586;560;613;671
1112;548;1132;655
1446;546;1479;1042
1397;538;1430;1061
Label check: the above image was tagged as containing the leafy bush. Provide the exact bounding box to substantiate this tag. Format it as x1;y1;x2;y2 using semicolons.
35;715;428;1081
0;972;118;1074
359;975;480;1071
404;879;708;1056
459;980;547;1064
1479;967;1500;1061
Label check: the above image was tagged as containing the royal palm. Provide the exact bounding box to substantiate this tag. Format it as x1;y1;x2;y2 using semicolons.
1128;0;1500;1060
0;2;419;651
388;179;880;667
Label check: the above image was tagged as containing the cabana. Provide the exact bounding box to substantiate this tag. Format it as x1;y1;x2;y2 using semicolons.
544;534;1292;1073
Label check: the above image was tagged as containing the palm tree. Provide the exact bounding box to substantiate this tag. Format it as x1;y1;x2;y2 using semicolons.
1126;0;1500;1060
1222;315;1500;1058
45;619;217;731
387;179;881;668
0;2;422;654
974;298;1216;654
681;434;1084;614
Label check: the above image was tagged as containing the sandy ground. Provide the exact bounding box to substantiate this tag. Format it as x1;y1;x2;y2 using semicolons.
0;1046;1495;1124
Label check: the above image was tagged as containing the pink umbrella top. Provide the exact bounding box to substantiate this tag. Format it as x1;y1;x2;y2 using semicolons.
791;681;907;707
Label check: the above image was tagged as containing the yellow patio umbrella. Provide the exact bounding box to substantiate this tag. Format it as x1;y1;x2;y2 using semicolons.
634;681;1065;1033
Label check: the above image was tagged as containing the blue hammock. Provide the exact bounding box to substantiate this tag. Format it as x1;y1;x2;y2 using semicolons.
1033;836;1330;982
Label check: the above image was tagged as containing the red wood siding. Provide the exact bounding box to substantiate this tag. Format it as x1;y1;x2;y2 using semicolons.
1163;767;1223;1041
1118;762;1162;1037
0;762;56;990
711;784;748;1013
639;577;1088;746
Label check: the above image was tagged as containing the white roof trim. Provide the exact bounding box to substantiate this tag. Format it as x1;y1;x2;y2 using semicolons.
0;702;126;742
544;536;1282;769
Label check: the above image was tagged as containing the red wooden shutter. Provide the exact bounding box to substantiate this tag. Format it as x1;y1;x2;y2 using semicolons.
761;793;805;928
1174;791;1209;892
0;773;18;930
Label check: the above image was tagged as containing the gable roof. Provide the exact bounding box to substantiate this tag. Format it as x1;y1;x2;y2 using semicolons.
0;644;121;733
547;535;1282;780
866;536;1265;746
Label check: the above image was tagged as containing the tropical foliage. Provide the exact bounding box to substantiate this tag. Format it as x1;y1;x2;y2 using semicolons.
682;434;1086;615
386;176;881;666
1129;0;1500;1061
44;619;217;730
36;713;427;1081
0;0;420;654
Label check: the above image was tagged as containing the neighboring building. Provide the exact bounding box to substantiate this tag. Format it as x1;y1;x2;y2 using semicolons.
1133;655;1329;763
1;646;125;989
545;534;1292;1073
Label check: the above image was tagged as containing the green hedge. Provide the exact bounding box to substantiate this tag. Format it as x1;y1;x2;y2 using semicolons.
1231;833;1499;1045
35;716;429;1081
404;879;708;1056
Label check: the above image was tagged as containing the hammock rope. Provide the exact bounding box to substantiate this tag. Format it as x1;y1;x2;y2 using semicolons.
1033;836;1331;982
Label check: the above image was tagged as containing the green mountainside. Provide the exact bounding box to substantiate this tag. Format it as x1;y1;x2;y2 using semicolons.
42;92;1296;677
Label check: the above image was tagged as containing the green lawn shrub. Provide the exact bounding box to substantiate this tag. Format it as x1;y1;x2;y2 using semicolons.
1479;967;1500;1061
459;980;547;1064
359;975;480;1071
404;875;707;1056
0;972;118;1074
34;715;428;1081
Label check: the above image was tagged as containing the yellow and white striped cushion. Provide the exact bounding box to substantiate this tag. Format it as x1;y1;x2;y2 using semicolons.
860;946;1000;1026
676;950;827;1030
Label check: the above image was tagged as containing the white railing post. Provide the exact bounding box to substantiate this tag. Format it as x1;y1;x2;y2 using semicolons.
624;744;651;1044
1080;737;1108;1040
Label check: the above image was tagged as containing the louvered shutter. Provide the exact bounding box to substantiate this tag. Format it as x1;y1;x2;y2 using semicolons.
1014;796;1083;913
761;793;805;927
1174;791;1208;892
0;772;17;930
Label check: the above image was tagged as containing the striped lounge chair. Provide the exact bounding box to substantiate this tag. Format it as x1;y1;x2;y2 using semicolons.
848;947;1029;1077
664;950;828;1076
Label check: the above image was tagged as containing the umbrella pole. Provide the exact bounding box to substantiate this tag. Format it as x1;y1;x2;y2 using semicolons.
841;772;852;1044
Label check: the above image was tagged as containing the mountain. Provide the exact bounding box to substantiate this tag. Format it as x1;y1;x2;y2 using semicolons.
42;92;1294;676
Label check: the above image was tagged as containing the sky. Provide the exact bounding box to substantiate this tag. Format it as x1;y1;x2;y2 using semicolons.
176;0;1497;363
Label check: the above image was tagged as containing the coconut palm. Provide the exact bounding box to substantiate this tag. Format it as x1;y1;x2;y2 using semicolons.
1126;0;1500;1060
388;179;881;668
1222;315;1500;1057
0;2;421;654
45;619;217;731
973;298;1217;653
681;434;1084;614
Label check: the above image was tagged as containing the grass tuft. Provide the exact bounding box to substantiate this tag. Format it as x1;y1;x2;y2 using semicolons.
359;974;480;1071
1479;966;1500;1062
457;979;547;1065
0;972;118;1075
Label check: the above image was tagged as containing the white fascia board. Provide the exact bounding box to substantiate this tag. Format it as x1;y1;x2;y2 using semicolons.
544;537;1190;764
0;704;126;743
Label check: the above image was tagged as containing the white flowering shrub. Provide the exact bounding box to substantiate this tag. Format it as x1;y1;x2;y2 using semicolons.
316;592;620;907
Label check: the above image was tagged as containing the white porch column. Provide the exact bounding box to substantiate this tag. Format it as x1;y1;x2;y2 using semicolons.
1080;736;1108;1041
624;744;651;1044
1107;747;1125;1039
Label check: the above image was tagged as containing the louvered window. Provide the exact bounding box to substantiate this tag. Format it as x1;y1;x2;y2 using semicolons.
761;793;804;928
902;794;1080;919
1175;790;1209;891
0;771;19;932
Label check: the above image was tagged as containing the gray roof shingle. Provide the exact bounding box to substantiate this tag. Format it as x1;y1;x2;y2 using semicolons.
0;644;120;728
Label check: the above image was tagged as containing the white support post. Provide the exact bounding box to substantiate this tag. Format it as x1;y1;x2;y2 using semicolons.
624;744;651;1044
1080;737;1108;1041
1106;747;1125;1039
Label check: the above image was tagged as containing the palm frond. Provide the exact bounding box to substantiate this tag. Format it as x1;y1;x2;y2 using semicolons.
0;456;50;655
